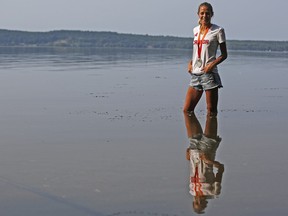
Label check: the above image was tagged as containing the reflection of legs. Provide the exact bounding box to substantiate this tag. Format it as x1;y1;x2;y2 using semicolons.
183;87;203;113
184;112;203;138
205;88;218;116
204;115;218;139
184;112;203;161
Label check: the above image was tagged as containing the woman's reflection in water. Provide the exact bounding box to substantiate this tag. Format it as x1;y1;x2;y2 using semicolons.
184;112;224;214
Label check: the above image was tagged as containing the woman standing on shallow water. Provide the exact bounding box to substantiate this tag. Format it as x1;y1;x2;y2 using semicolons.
183;2;228;116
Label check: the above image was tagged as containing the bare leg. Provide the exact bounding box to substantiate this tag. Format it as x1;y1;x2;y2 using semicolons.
183;86;203;113
205;88;218;116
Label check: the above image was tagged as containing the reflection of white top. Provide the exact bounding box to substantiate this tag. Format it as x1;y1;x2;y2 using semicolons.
192;24;226;74
190;182;221;198
188;149;221;198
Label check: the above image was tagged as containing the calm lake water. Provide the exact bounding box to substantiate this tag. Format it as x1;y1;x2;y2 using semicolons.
0;47;287;216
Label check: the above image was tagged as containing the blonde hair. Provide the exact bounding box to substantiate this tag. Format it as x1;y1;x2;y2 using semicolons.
198;2;214;17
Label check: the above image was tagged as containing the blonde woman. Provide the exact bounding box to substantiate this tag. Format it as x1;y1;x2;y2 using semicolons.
183;2;228;116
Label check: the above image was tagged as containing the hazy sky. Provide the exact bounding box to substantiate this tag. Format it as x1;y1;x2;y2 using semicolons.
1;0;287;41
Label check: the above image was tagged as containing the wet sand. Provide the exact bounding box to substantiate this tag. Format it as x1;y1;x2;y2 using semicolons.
0;48;287;216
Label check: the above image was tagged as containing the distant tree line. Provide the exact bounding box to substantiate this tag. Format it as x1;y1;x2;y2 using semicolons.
0;29;287;51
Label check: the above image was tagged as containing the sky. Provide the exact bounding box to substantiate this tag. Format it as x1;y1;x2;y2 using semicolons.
0;0;287;41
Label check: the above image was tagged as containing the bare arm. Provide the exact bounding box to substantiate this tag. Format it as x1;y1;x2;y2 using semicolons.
203;42;228;73
188;60;193;74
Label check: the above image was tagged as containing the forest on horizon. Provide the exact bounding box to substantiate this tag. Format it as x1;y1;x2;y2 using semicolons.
0;29;287;52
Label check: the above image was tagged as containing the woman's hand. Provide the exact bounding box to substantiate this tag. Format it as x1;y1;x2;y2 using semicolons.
203;63;214;73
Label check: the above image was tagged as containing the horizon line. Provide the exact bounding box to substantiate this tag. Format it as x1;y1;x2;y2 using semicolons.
0;28;287;42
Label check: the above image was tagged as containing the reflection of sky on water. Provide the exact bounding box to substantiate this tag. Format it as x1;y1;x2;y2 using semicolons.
0;47;190;70
0;48;287;215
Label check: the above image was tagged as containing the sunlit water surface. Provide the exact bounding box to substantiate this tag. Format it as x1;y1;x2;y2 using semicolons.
0;47;287;216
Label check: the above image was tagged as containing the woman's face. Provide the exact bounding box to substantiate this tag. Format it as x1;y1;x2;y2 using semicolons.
198;6;212;26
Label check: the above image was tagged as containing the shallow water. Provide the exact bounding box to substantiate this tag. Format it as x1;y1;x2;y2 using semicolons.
0;47;287;216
